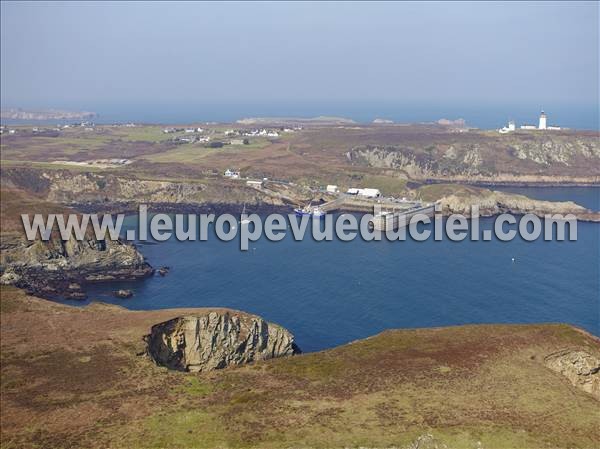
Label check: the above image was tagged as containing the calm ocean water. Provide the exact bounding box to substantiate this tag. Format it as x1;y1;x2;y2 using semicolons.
70;187;600;352
3;103;599;130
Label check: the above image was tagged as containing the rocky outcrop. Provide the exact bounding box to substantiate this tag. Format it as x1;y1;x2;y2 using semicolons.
439;190;596;219
0;233;153;299
1;167;295;209
348;132;600;184
545;349;600;399
146;312;300;372
44;171;207;204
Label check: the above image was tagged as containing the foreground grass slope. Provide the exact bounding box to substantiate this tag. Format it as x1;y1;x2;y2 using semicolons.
1;286;598;449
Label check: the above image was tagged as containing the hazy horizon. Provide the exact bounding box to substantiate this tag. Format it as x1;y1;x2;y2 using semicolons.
1;1;598;116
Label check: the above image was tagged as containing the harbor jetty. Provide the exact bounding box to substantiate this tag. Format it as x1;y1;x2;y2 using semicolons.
318;194;436;230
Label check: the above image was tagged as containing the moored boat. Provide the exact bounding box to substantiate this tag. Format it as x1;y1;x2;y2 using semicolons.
294;204;326;218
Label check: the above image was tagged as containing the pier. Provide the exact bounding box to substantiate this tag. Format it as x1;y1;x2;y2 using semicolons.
318;194;436;230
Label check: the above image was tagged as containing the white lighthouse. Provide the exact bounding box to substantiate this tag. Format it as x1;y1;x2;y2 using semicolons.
538;110;547;130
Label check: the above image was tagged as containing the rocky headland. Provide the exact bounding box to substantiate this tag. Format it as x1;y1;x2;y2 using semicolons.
346;131;600;184
146;312;300;372
0;232;153;299
0;186;153;299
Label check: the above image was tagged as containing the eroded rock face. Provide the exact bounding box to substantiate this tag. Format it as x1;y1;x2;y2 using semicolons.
545;349;600;399
0;233;153;299
146;312;300;372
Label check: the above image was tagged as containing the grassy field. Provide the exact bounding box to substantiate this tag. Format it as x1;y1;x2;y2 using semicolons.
1;286;598;449
143;138;275;164
2;124;598;198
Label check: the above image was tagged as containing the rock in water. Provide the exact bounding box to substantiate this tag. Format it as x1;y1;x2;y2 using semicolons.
146;312;300;372
114;289;134;298
157;266;170;277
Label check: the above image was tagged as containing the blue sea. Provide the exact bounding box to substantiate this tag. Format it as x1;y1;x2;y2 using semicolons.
63;187;600;352
3;102;599;130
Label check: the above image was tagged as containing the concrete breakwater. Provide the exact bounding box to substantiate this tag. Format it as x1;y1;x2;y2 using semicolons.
371;204;436;231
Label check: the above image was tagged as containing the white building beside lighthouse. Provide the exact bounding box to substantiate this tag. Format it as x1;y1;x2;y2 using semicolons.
503;109;563;132
538;110;547;130
498;119;516;134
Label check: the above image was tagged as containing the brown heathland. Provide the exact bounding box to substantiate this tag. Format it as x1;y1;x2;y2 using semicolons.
1;286;598;449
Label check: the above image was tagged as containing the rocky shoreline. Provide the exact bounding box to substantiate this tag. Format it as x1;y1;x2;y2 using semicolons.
0;233;153;300
2;192;598;301
1;166;598;301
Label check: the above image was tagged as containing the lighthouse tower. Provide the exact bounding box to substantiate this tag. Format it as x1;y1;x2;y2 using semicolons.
538;110;547;130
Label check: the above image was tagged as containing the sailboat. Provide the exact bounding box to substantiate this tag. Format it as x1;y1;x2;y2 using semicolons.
240;203;251;225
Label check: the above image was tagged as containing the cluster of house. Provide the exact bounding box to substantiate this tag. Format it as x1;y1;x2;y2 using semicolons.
498;110;562;134
0;126;16;135
54;121;96;129
224;128;282;138
224;126;302;138
224;169;240;179
163;127;204;134
172;135;210;144
223;169;265;189
1;121;100;135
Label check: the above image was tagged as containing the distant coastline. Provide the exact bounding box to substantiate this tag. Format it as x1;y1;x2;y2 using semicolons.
0;108;96;121
3;103;597;130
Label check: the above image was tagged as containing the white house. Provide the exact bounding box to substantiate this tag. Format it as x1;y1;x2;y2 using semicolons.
346;187;381;198
326;185;339;193
358;188;381;198
224;169;240;179
499;120;516;134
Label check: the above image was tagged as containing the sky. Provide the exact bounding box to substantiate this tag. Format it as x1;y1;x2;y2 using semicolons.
1;1;598;114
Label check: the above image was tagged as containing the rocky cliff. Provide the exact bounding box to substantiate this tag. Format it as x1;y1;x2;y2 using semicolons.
0;186;152;299
545;349;600;399
416;184;599;220
1;167;293;209
0;233;153;299
440;191;593;218
146;312;300;372
348;132;600;184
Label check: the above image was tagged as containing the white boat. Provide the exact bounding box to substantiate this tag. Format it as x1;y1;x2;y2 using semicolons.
294;203;326;219
311;206;326;218
240;204;251;225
